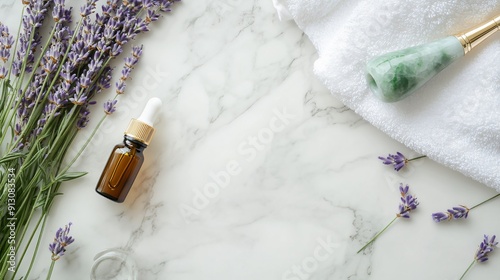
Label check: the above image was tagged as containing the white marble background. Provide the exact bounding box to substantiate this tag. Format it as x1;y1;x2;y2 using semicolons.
2;0;500;280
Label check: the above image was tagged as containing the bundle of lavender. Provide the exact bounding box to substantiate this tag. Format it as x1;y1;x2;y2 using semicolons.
0;0;178;278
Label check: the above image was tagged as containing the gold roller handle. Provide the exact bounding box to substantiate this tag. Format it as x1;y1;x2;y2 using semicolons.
455;14;500;54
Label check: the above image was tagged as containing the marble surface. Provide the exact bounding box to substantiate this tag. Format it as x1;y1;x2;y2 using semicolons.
3;1;500;279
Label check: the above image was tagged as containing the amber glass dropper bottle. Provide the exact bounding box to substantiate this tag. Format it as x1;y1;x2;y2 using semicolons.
96;98;162;202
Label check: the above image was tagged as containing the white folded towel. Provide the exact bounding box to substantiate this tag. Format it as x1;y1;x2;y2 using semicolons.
274;0;500;190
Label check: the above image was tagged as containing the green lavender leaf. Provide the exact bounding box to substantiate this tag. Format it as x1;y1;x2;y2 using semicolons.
0;152;24;164
54;172;88;182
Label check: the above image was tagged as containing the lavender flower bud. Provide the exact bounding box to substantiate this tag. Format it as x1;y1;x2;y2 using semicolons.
432;205;470;223
448;206;469;219
12;61;21;76
115;6;126;20
43;103;59;117
131;44;143;58
69;93;88;105
46;43;62;63
396;183;419;218
103;24;115;41
52;26;70;45
51;87;68;106
63;7;73;23
379;152;407;171
96;38;109;54
14;142;24;152
159;0;177;12
475;235;497;263
431;212;451;222
80;0;98;17
109;43;122;57
120;67;131;81
14;123;22;136
96;13;106;26
84;33;98;49
103;99;117;115
87;55;103;75
146;9;160;23
115;32;128;45
399;184;409;197
97;67;113;90
43;59;57;73
115;80;126;95
60;62;76;83
76;106;91;129
0;66;7;79
0;32;14;50
78;70;92;89
143;0;154;8
49;223;75;261
52;4;64;22
134;19;149;33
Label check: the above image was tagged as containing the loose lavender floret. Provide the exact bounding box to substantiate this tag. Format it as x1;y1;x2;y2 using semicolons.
476;235;497;262
357;183;418;253
459;235;498;280
379;152;407;171
432;206;470;222
379;152;426;172
397;184;419;218
49;223;75;261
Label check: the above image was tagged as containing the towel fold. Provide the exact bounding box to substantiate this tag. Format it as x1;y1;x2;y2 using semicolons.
274;0;500;190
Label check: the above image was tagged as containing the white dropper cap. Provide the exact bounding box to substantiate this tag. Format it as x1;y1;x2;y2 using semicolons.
137;97;162;127
125;98;163;145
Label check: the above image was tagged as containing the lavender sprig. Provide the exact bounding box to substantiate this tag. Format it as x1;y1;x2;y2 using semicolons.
357;184;419;253
378;152;426;171
459;235;497;280
0;23;14;79
1;1;181;278
47;223;74;280
432;193;500;222
48;222;74;261
115;44;142;95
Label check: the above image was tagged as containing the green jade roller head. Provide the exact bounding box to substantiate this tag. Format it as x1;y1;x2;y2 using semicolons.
366;14;500;102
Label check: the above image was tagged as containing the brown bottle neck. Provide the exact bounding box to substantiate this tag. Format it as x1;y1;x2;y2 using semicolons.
124;135;147;151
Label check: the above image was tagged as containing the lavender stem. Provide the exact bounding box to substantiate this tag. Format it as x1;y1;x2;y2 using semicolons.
407;155;426;162
357;216;398;254
21;22;59;96
13;23;60;138
59;114;107;174
45;260;55;280
12;24;36;94
470;193;500;210
11;19;84;152
21;214;48;280
459;260;475;280
9;208;43;280
6;6;26;82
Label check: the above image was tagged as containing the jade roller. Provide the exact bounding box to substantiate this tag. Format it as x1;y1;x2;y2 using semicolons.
366;14;500;102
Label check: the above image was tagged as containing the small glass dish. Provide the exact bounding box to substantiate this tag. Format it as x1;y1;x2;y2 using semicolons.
90;248;137;280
